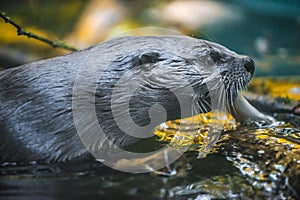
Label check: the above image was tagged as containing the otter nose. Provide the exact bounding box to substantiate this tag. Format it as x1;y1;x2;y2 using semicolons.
244;57;255;75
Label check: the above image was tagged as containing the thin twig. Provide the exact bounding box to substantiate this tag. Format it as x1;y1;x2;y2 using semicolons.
0;12;78;52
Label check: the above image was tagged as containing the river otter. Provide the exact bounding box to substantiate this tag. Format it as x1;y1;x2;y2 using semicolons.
0;36;273;163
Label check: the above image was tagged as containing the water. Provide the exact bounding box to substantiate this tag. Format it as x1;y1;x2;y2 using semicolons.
1;116;299;199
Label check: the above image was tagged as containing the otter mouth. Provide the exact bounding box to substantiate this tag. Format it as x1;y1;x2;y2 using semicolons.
194;52;256;115
220;56;255;106
202;41;255;105
197;55;255;114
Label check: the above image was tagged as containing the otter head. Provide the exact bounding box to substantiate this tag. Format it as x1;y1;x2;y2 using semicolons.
190;40;255;111
88;36;258;146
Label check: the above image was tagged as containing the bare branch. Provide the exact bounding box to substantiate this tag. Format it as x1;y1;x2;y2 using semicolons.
0;12;78;52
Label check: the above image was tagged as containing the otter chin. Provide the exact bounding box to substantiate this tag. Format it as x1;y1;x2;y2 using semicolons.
0;35;274;163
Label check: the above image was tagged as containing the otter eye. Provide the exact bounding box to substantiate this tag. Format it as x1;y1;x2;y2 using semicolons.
209;51;220;63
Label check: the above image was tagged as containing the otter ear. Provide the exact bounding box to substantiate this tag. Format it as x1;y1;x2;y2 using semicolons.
139;52;160;64
132;52;160;67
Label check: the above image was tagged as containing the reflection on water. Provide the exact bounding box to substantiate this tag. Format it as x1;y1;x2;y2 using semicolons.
1;112;299;199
